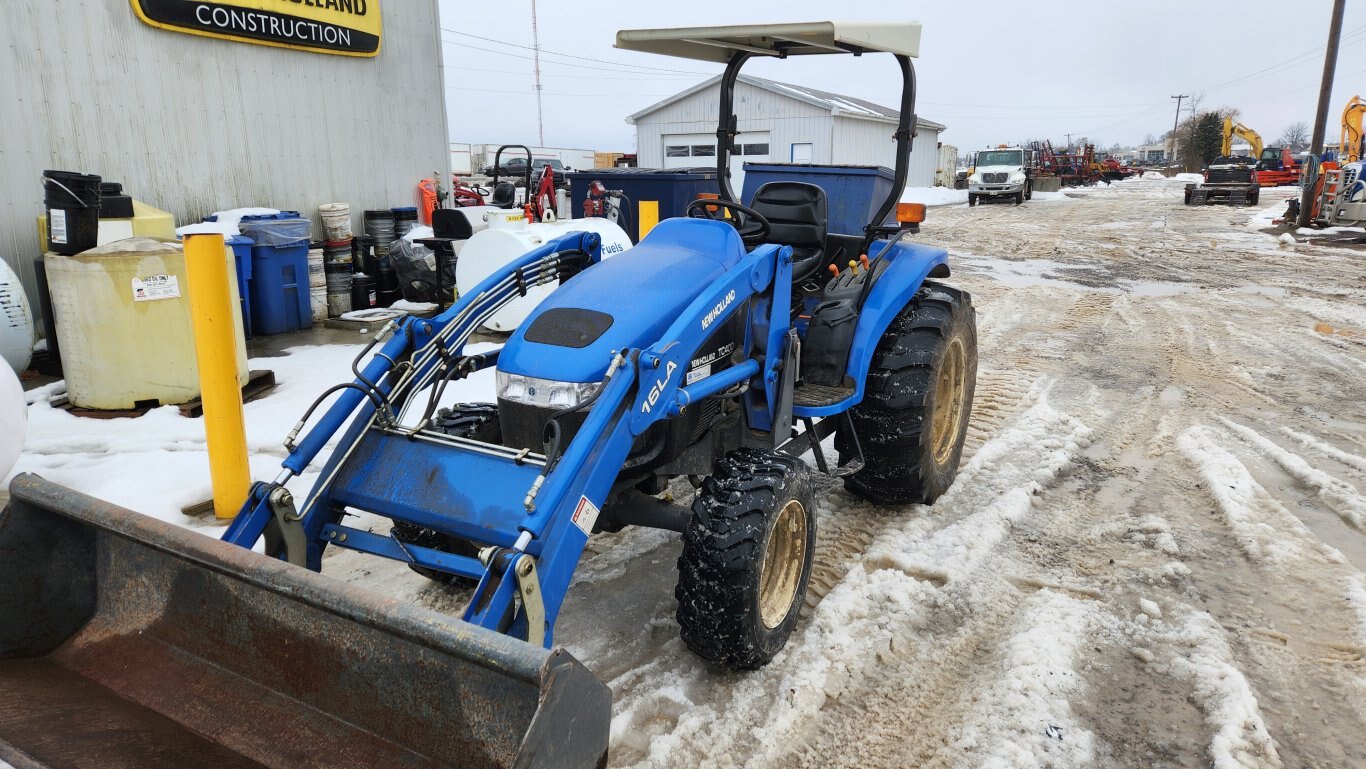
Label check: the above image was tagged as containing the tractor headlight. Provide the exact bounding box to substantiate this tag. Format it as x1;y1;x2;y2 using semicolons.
496;371;601;408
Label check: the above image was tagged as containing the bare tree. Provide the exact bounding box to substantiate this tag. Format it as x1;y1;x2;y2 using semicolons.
1143;133;1157;146
1278;121;1309;150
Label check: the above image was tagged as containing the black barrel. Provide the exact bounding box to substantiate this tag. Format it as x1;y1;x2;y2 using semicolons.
351;273;377;311
352;235;376;275
43;171;101;255
376;267;400;308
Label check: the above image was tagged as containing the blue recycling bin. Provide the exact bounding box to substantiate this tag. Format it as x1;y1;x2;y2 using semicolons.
245;240;310;335
225;235;255;338
567;168;719;243
740;164;897;236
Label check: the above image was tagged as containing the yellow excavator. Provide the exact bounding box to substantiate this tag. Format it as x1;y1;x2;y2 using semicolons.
1340;95;1366;163
1222;115;1264;159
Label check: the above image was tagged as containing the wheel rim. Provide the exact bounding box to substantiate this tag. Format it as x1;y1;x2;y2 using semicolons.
930;337;968;466
758;499;808;630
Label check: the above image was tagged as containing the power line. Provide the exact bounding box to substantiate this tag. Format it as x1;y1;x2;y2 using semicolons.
441;27;716;75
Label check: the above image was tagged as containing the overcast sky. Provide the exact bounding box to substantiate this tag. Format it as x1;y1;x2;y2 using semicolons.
437;1;1366;154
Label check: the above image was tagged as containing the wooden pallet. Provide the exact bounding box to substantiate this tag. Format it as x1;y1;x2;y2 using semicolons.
50;370;277;420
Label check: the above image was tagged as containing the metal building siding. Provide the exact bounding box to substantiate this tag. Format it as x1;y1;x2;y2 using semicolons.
0;0;448;316
830;116;939;187
634;80;832;168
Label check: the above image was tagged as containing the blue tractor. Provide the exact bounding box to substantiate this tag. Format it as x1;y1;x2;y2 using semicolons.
0;21;976;769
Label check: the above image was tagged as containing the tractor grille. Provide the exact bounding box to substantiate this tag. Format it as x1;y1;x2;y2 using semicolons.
983;172;1008;184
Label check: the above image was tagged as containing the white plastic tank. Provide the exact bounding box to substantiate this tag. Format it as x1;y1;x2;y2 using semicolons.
0;364;25;479
45;238;250;410
456;217;632;332
0;259;34;374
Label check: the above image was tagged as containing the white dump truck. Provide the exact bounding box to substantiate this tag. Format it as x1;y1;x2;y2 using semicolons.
967;146;1032;206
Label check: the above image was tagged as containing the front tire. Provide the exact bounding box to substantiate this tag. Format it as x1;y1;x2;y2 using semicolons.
675;448;816;670
837;282;978;505
968;193;978;207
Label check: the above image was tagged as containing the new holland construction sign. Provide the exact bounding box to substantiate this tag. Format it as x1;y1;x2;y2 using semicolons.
132;0;382;57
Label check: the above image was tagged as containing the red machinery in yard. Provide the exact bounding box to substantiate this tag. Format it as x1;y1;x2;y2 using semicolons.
1255;146;1302;187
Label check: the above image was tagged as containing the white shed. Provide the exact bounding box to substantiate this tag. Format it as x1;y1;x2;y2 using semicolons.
626;74;945;193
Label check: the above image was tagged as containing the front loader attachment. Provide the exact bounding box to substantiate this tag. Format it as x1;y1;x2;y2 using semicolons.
0;474;610;769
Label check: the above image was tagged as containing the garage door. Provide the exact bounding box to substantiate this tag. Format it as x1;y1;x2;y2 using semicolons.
662;132;770;198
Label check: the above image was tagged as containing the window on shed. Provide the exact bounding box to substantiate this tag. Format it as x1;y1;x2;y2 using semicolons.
665;145;690;157
741;143;770;156
691;144;716;157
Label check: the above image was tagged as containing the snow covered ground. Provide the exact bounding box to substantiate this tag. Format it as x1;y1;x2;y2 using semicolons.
6;175;1366;768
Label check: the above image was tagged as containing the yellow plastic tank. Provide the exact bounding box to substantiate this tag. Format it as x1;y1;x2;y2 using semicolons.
44;238;249;410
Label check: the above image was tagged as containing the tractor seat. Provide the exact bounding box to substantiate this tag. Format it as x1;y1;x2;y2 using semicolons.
749;182;828;282
490;181;517;209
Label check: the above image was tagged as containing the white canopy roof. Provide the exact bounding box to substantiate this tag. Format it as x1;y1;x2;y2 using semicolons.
614;21;921;63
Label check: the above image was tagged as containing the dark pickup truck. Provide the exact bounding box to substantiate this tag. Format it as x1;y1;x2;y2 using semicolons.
1184;156;1260;206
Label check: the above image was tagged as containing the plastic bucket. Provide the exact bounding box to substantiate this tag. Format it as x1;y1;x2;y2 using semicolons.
325;261;352;318
310;285;328;324
351;273;377;311
43;171;101;255
392;207;418;239
307;242;326;290
364;211;395;257
352;235;376;275
319;203;352;241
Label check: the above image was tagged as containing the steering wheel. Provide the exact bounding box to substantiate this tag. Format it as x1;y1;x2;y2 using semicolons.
685;198;771;244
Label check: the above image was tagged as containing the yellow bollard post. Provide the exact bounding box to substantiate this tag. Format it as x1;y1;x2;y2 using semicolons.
183;232;250;519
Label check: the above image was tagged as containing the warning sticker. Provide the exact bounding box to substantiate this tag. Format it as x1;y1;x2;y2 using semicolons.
132;274;181;302
570;496;600;536
50;209;68;244
686;363;711;385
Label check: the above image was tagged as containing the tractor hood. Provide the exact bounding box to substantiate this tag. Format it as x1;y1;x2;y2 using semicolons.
496;218;747;383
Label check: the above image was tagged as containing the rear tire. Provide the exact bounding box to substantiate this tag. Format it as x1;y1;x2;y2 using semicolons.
837;282;977;506
1248;187;1260;206
675;448;816;670
391;404;501;584
1025;182;1033;201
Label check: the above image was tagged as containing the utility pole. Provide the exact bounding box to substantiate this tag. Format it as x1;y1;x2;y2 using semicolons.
1065;133;1072;150
1299;0;1348;226
1169;95;1188;165
530;0;544;146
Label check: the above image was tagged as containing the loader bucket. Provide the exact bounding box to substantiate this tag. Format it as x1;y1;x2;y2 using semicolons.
0;474;610;769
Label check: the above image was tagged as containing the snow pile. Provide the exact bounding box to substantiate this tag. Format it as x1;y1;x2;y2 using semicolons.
1162;611;1283;769
903;186;969;206
1174;173;1204;183
175;207;281;238
943;590;1101;768
1218;417;1366;530
1175;425;1344;565
1277;233;1296;246
1346;575;1366;649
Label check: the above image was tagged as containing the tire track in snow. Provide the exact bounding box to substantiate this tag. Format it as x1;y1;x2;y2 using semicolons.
866;388;1094;585
1280;425;1366;477
1176;425;1346;566
1218;417;1366;531
1149;610;1283;769
605;388;1094;768
939;590;1103;769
